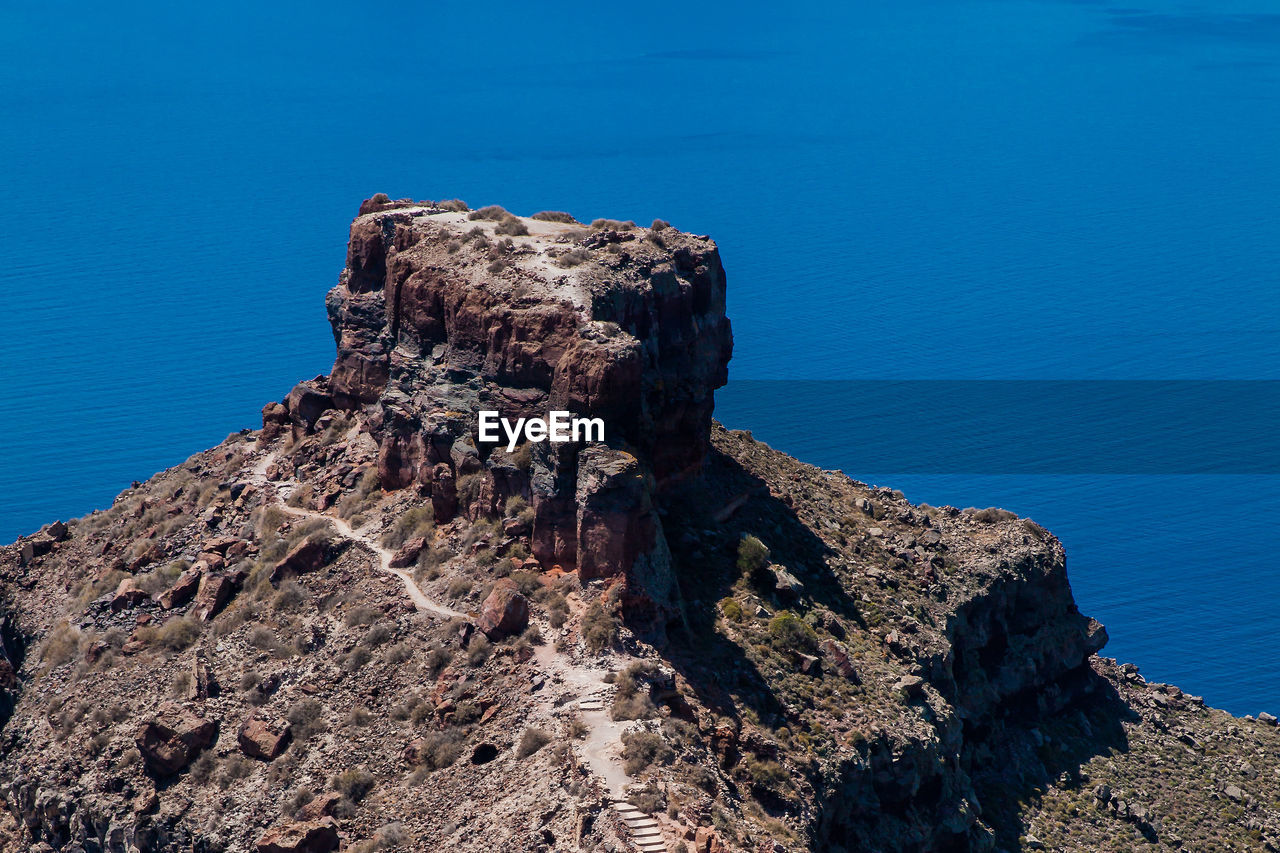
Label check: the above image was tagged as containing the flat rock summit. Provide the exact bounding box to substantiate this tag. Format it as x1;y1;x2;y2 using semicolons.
2;197;1278;853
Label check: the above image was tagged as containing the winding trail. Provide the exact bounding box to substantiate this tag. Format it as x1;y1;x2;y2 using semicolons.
248;447;463;620
276;501;464;620
247;445;669;850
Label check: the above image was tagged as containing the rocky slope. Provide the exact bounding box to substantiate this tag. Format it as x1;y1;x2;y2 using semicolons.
2;197;1278;853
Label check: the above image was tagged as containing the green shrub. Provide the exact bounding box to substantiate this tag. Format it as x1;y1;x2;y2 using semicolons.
345;606;382;627
720;598;744;622
272;580;308;611
155;616;201;652
555;248;592;268
581;602;619;653
737;535;770;577
590;218;636;231
967;506;1018;523
419;730;465;771
425;644;452;677
381;506;433;549
466;634;491;667
622;730;672;776
768;611;818;654
288;699;328;740
494;217;528;237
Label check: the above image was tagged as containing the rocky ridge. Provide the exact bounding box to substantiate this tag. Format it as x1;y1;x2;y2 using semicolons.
1;197;1278;853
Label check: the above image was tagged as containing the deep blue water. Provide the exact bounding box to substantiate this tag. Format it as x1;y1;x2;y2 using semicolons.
2;1;1278;715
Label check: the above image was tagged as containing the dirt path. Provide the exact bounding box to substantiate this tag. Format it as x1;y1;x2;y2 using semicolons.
249;447;464;620
248;444;665;849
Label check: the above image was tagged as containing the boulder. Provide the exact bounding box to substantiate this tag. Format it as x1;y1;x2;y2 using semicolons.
197;551;226;572
111;578;149;612
284;383;334;432
295;792;344;821
261;402;290;442
476;578;529;639
238;715;292;760
895;675;926;698
192;573;237;621
388;536;426;569
19;537;54;566
256;817;340;853
134;703;217;776
270;537;331;583
201;535;243;555
1257;711;1277;726
158;568;202;609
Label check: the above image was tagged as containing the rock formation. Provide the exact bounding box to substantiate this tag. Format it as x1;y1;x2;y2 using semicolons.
271;201;731;631
1;198;1277;853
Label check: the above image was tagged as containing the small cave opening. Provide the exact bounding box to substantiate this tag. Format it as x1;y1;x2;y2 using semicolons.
471;743;500;765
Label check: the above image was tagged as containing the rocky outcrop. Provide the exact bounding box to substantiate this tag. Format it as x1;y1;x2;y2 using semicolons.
268;202;732;630
7;197;1278;853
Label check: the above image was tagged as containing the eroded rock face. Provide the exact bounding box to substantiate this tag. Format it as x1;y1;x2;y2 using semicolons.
268;203;732;629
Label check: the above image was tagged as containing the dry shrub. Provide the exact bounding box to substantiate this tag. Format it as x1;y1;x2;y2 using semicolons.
532;210;577;223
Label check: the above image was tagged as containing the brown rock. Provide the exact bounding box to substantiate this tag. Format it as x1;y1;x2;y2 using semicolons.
134;703;217;776
295;792;344;821
476;578;529;639
238;715;292;760
111;577;149;612
192;573;237;621
574;447;655;580
261;402;290;442
18;536;54;566
270;536;331;583
158;568;202;609
284;383;334;432
388;536;426;569
256;817;340;853
196;551;226;572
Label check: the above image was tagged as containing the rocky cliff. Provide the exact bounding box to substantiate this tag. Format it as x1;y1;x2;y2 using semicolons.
1;198;1277;853
266;198;731;631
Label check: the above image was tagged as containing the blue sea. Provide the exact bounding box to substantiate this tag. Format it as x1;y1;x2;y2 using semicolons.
2;1;1278;715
